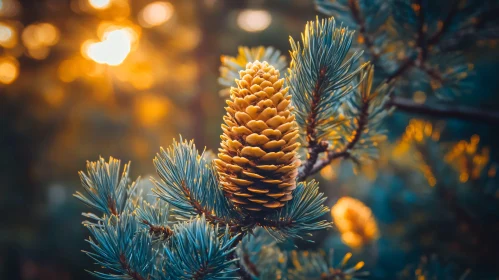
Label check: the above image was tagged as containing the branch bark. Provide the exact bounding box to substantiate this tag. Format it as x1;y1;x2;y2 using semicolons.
299;98;371;181
142;220;173;239
388;96;499;125
299;67;328;178
427;0;459;45
181;181;243;234
119;254;146;280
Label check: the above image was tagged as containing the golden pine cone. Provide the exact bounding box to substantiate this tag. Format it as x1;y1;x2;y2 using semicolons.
214;60;300;213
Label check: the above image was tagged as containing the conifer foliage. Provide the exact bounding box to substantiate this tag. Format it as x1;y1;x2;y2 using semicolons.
75;0;496;276
75;12;381;277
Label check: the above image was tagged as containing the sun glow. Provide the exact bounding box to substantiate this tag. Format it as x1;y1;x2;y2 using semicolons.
237;9;272;32
88;0;111;10
0;56;19;85
139;1;174;28
82;27;136;66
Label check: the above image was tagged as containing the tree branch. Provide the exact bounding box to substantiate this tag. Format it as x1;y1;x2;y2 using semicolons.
348;0;379;62
386;58;415;83
415;0;428;61
388;96;499;125
299;98;371;181
142;220;173;239
235;253;258;280
308;151;351;178
119;254;146;280
180;180;243;233
439;6;499;51
385;0;457;84
299;67;328;178
427;0;459;46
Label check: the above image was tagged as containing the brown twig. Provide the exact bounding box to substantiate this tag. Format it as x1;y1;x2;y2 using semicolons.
107;197;118;216
420;64;445;83
308;151;351;178
119;254;146;280
300;97;371;181
299;67;329;179
385;0;459;84
348;0;379;62
387;96;499;125
321;269;347;280
181;181;236;228
440;6;499;51
415;0;428;61
386;58;415;83
142;220;173;239
234;252;259;280
427;0;459;45
236;259;254;280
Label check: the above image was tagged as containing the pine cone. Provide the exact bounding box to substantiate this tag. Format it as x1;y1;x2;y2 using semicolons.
215;60;300;213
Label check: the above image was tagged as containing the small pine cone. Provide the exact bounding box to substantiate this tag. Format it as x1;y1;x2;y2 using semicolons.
214;60;300;213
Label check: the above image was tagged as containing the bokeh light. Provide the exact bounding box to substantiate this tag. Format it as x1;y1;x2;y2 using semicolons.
27;47;50;60
0;0;21;17
171;26;201;51
139;1;174;28
445;134;490;182
135;94;171;127
21;22;59;59
0;22;16;48
0;56;19;85
237;9;272;32
82;27;137;66
22;23;59;49
88;0;111;10
412;90;427;104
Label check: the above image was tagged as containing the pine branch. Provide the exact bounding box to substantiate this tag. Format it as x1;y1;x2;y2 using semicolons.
242;253;260;277
235;228;286;279
178;180;248;238
310;151;351;177
289;17;365;180
388;96;499;125
427;0;459;45
440;6;499;51
118;254;146;280
180;180;231;226
415;0;428;61
303;98;370;180
135;199;173;240
141;220;173;239
386;57;415;83
75;157;134;217
264;180;331;241
85;215;158;280
299;66;377;181
386;0;461;84
163;216;240;279
235;254;258;280
413;142;491;259
288;250;368;279
347;0;379;62
302;66;329;177
153;139;238;224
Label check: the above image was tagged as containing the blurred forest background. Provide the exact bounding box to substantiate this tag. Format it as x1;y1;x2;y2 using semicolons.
0;0;498;279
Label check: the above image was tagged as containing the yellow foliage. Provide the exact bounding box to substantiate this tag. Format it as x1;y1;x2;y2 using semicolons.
444;135;490;182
